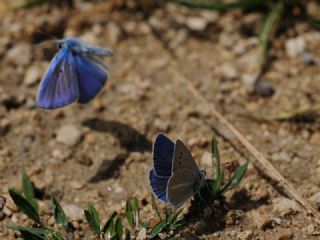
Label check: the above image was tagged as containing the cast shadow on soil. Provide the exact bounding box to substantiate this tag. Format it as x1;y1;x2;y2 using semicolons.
83;118;152;152
83;118;152;183
88;153;129;183
181;188;267;236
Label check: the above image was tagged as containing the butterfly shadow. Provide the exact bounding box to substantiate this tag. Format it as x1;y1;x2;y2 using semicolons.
182;198;229;235
82;118;152;183
83;118;152;152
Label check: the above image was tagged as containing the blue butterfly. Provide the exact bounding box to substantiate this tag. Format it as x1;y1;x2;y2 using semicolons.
36;38;113;109
149;134;206;207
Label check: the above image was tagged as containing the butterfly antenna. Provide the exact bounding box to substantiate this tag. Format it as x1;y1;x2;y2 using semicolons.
34;29;62;47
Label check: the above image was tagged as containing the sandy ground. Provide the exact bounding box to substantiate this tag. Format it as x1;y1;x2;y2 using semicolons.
1;1;320;239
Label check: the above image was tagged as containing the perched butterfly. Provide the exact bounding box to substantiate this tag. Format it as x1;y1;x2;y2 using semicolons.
36;38;113;109
149;134;206;207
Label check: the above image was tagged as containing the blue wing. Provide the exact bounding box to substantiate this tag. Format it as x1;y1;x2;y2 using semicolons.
149;170;169;203
36;48;79;109
152;134;175;177
74;54;107;104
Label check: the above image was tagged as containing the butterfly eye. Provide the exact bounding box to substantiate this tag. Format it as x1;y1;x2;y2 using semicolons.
58;42;64;48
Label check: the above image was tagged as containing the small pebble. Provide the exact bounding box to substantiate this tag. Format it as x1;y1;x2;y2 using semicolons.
24;65;42;86
286;37;305;58
63;204;84;221
56;125;82;147
70;181;85;190
272;197;300;216
186;17;208;31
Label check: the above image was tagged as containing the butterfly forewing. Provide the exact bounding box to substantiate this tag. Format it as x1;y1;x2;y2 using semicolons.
36;48;79;109
152;134;175;177
172;140;199;172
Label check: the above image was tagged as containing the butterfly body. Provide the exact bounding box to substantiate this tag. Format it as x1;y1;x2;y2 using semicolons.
37;38;113;109
149;134;206;207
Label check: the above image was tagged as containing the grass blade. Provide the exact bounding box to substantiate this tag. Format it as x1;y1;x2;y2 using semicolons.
125;228;130;240
212;138;223;193
102;212;117;234
115;217;123;240
22;171;38;211
125;200;134;228
132;197;140;227
84;203;101;235
258;1;283;72
51;197;69;231
9;189;40;223
166;208;183;226
222;161;249;192
151;194;162;220
150;220;166;238
6;225;47;240
168;0;268;10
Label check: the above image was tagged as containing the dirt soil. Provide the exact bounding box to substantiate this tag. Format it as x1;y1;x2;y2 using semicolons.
1;1;320;239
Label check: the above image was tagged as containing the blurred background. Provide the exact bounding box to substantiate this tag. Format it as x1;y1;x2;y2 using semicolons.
1;0;320;239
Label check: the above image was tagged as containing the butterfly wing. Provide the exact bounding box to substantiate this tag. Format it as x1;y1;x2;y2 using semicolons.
172;140;199;172
74;54;108;104
152;134;175;177
36;48;79;109
149;170;169;203
167;168;200;207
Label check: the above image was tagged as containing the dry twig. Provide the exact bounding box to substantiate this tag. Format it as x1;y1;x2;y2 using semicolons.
169;69;320;224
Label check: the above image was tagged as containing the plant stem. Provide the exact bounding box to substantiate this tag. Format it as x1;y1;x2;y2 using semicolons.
258;1;283;74
167;0;267;10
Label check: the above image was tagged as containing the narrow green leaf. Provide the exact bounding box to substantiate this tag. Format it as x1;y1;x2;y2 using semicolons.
310;19;320;28
125;200;134;227
109;219;115;237
9;189;40;223
212;138;223;193
168;0;268;10
223;161;249;192
102;212;117;234
84;203;101;235
258;1;283;69
22;171;38;211
151;194;162;220
167;208;183;226
125;228;130;240
165;208;173;221
115;217;123;240
150;220;166;238
13;0;47;9
51;196;69;230
132;197;140;227
6;225;49;240
170;223;183;230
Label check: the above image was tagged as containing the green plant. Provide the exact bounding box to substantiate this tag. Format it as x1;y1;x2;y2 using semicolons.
7;137;247;239
7;172;70;240
194;138;248;206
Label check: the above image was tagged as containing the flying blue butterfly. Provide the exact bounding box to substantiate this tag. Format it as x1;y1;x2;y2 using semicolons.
149;134;206;207
36;38;113;109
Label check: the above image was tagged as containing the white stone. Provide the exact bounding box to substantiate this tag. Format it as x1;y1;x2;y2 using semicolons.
24;65;42;86
286;37;306;58
56;125;82;147
186;17;208;31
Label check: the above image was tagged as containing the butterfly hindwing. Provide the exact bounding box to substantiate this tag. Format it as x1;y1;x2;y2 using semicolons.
152;134;175;177
74;54;107;104
167;168;200;207
36;48;79;109
149;170;169;202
